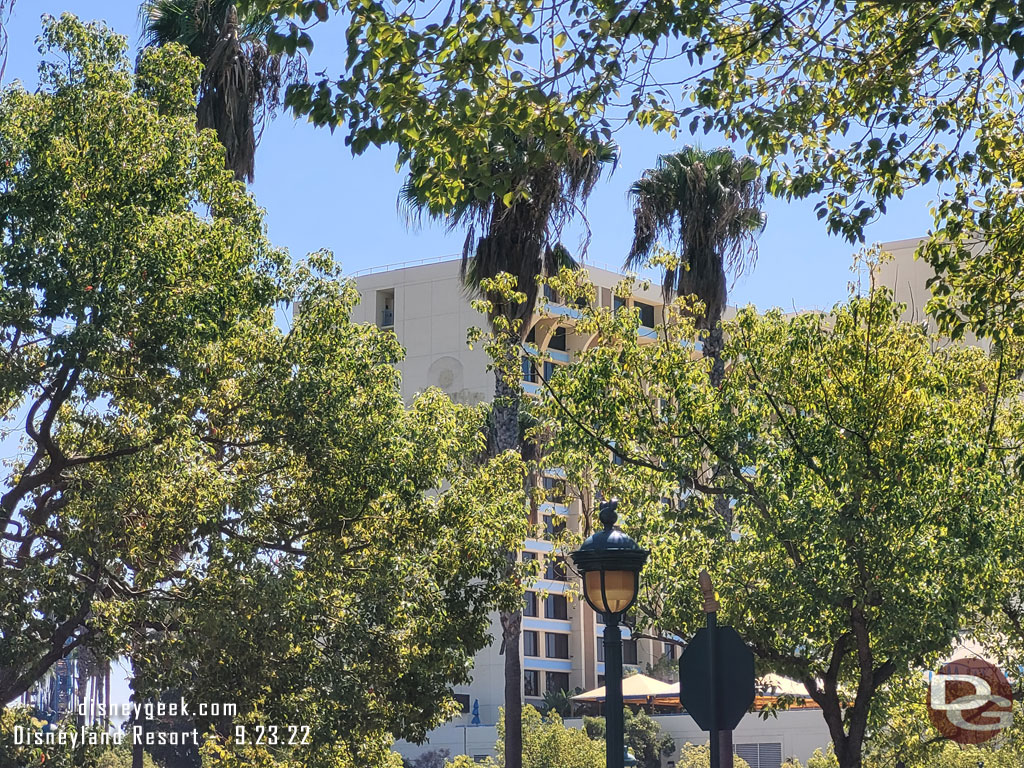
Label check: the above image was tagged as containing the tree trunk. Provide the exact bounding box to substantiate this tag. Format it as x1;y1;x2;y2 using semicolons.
704;323;726;389
493;353;523;768
836;742;863;768
702;322;733;524
129;659;145;768
822;717;865;768
500;609;523;767
815;686;867;768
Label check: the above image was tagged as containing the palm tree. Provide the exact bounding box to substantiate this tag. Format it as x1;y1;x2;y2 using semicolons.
626;147;766;387
141;1;302;182
401;134;616;768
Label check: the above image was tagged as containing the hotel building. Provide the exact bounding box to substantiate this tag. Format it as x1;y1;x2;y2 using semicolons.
351;256;675;725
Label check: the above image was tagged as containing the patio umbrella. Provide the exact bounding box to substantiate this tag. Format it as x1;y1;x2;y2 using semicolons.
572;673;678;704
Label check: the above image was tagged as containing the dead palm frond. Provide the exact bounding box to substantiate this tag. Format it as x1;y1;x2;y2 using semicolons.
141;1;304;182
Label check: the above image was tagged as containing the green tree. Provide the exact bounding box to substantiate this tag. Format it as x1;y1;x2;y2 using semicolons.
805;750;838;768
202;739;408;768
495;706;604;768
674;743;750;768
0;19;529;767
445;758;497;768
859;674;1024;768
0;707;164;768
625;147;766;386
0;12;275;706
646;653;678;684
541;688;578;719
101;263;528;766
400;133;615;768
583;708;674;768
532;272;1021;768
141;0;303;181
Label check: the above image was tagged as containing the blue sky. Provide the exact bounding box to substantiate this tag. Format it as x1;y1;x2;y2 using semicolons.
4;2;939;313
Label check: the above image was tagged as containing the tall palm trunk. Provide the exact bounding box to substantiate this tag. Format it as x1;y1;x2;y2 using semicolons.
493;342;523;768
141;0;302;183
704;325;726;389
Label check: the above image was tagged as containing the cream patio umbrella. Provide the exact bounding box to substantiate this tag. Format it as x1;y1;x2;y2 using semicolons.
572;673;680;709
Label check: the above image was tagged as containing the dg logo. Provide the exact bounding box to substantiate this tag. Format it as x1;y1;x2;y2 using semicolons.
927;657;1014;745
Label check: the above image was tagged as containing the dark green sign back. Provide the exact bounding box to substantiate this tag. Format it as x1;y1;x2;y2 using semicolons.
678;625;755;731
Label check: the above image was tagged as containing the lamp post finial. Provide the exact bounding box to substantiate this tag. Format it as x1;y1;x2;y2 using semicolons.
599;498;619;529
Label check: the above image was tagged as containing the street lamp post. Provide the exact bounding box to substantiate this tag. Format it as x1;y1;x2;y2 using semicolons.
570;499;649;768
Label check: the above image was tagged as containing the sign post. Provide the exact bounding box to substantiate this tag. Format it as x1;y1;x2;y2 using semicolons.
704;574;721;768
679;571;755;768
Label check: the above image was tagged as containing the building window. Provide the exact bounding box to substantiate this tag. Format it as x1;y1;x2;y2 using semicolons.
596;638;605;663
596;612;605;625
636;301;655;328
542;360;556;381
521;356;538;383
597;675;605;687
543;284;561;304
376;289;395;328
545;556;567;582
524;630;539;657
549;327;567;351
523;551;538;564
613;295;627;312
545;671;570;694
735;743;783;768
524;591;538;617
545;594;568;620
623;638;638;665
542;476;566;503
664;643;677;660
545;632;570;659
454;694;470;713
524;670;541;698
544;514;566;538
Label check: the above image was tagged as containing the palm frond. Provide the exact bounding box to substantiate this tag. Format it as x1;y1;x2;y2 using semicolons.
626;146;766;325
401;133;617;336
0;0;16;81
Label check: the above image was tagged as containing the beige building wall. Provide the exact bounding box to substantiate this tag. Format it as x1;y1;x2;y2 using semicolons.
352;257;671;729
876;237;989;349
875;237;934;328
